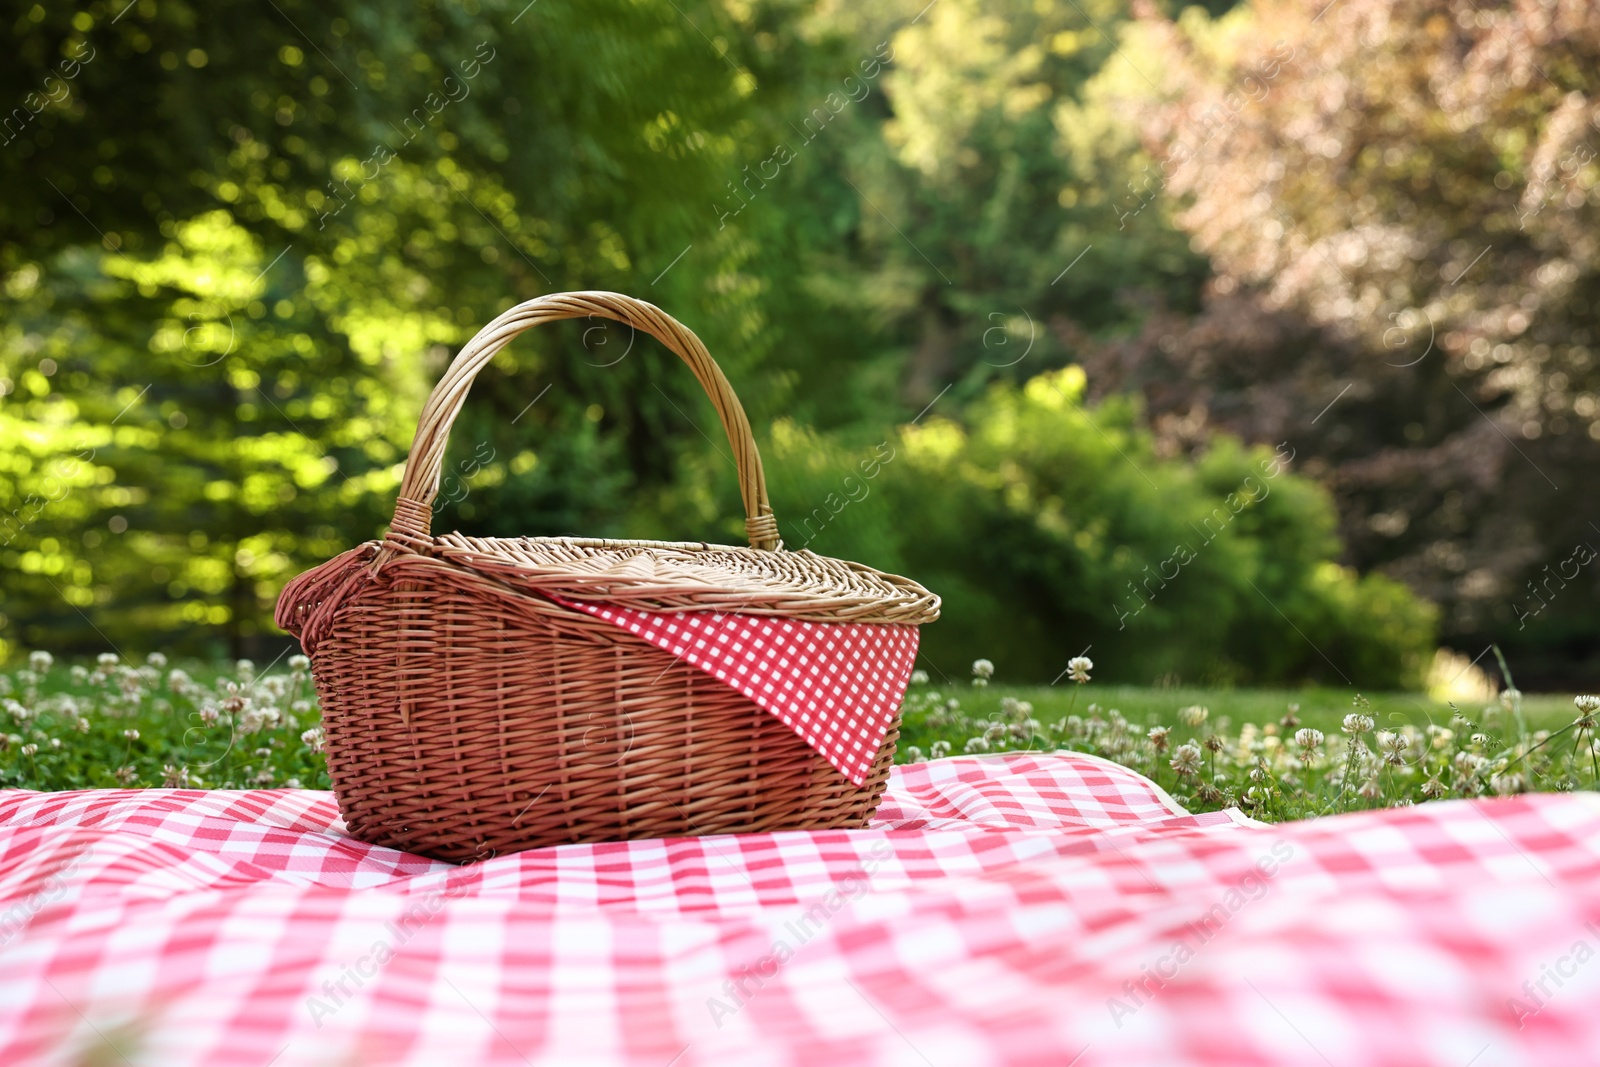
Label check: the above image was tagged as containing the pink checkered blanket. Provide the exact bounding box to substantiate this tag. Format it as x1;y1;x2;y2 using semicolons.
1;753;1596;1066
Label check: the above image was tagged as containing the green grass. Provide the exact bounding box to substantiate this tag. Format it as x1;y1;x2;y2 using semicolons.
899;683;1581;740
4;654;1594;827
1;655;330;792
895;671;1598;822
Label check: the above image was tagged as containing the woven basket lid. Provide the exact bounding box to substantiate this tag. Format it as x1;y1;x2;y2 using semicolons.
431;533;938;624
280;292;939;631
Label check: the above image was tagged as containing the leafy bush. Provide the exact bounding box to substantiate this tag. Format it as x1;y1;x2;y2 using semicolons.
766;367;1436;687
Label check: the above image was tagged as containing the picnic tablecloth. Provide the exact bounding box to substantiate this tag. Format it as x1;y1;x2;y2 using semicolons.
1;752;1597;1066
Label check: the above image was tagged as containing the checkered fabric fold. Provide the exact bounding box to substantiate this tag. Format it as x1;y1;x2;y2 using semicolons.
3;754;1599;1066
556;597;920;784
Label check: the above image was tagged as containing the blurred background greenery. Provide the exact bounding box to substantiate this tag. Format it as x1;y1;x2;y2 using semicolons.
1;0;1595;690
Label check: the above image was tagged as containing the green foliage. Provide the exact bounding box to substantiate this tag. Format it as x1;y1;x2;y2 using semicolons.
0;0;1464;677
1;0;802;658
1;210;414;657
771;367;1437;686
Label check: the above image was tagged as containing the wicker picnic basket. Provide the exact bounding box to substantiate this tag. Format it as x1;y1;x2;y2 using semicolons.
276;291;939;862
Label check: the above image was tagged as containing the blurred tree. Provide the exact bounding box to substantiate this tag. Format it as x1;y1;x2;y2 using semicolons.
0;0;814;657
741;0;1213;422
0;0;1492;685
1069;0;1600;685
1;211;407;657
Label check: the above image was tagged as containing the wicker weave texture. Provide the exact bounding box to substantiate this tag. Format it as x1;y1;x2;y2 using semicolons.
298;554;894;862
277;292;928;862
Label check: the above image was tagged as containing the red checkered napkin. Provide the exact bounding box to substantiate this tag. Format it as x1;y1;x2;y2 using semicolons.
556;598;919;785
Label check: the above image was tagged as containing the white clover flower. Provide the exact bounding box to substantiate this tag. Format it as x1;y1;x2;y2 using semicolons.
1577;695;1600;713
1147;725;1171;750
75;716;90;733
252;767;276;786
1358;774;1383;799
20;743;38;757
289;654;311;673
4;699;29;722
146;652;168;668
123;729;140;742
198;705;220;726
971;659;994;681
929;740;951;758
28;651;53;673
301;727;326;754
963;736;990;754
1178;705;1209;728
70;665;88;684
1293;728;1325;750
49;738;61;749
1067;656;1093;684
903;746;926;763
1491;771;1527;796
1420;778;1446;799
284;778;303;789
1342;713;1375;735
1169;741;1203;776
983;723;1006;743
1500;688;1522;713
162;764;192;788
97;653;118;667
908;669;929;686
114;766;136;785
235;659;256;682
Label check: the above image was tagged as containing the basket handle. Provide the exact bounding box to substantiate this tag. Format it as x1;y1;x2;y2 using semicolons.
385;291;780;551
